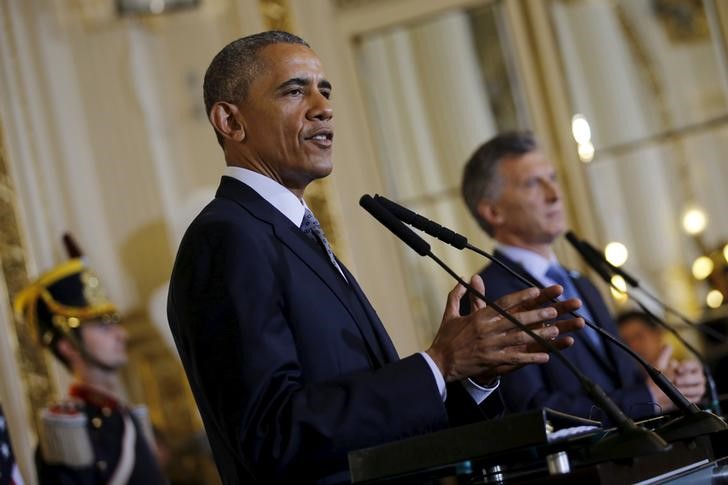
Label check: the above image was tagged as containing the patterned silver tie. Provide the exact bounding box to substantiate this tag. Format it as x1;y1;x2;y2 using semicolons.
300;208;345;278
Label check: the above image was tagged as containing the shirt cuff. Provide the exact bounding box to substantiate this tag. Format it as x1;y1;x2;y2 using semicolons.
462;377;500;405
419;352;447;401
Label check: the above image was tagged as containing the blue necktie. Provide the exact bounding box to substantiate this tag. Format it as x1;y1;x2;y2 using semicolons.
300;208;346;280
545;264;605;355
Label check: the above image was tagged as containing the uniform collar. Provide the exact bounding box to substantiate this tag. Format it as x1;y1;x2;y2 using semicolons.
69;382;124;410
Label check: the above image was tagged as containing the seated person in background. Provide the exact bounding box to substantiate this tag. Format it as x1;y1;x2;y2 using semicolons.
617;310;704;409
460;131;706;422
15;258;167;484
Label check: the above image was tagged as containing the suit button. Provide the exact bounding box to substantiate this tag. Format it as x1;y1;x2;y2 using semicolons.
97;460;107;471
91;417;102;428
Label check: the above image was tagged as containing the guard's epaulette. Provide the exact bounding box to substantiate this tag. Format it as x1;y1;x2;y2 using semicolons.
38;400;94;468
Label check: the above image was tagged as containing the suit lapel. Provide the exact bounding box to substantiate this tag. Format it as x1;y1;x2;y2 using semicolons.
491;251;618;375
339;263;399;363
216;177;388;367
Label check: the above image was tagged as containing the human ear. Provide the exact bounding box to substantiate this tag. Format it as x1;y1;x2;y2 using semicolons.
477;199;504;228
57;338;79;362
209;102;246;142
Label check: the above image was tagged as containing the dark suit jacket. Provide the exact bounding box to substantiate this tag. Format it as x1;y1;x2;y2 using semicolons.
168;177;495;484
477;250;654;423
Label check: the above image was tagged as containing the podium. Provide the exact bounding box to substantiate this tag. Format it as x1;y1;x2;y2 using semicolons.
348;409;727;483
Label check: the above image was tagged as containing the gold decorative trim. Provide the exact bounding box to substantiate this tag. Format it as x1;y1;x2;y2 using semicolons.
654;0;709;43
332;0;391;11
121;310;217;483
258;0;295;32
0;118;55;425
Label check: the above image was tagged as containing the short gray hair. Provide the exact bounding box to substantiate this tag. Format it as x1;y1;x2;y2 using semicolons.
461;131;538;236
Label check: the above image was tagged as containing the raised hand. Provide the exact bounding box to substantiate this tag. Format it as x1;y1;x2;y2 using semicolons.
426;274;584;384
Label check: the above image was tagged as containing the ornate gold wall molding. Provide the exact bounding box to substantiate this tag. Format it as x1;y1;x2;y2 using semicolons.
258;0;295;31
121;310;218;483
0;119;55;424
332;0;390;11
654;0;709;43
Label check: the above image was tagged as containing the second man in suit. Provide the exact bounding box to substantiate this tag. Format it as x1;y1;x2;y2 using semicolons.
461;131;705;422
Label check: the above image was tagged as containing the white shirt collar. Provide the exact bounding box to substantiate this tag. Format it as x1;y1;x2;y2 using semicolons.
223;166;307;226
495;244;558;286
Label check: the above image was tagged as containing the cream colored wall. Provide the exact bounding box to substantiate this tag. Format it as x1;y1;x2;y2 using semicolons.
0;1;264;482
3;0;726;481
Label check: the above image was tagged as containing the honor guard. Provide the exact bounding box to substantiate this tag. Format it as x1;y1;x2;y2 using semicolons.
14;259;166;484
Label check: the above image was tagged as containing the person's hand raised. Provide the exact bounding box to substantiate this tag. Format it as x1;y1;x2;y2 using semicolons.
425;274;584;384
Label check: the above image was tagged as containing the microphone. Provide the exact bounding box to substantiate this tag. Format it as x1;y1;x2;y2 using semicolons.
579;237;639;287
375;195;726;441
567;231;726;430
360;194;668;460
564;232;614;285
577;236;727;344
574;233;724;412
374;195;468;249
360;195;430;256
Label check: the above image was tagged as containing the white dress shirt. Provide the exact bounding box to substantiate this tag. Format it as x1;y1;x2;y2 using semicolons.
495;244;557;287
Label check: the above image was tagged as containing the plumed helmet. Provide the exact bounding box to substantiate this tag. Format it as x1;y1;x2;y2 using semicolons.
14;258;119;350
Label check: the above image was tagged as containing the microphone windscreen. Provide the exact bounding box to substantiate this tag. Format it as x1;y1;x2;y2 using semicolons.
360;195;430;256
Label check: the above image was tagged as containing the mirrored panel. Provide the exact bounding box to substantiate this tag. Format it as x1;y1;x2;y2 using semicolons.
549;0;728;316
354;0;531;339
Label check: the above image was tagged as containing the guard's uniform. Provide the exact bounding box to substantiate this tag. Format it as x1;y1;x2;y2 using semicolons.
36;383;165;485
14;258;167;485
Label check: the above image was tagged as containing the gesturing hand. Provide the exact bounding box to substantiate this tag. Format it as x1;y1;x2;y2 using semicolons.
647;345;706;411
425;274;584;384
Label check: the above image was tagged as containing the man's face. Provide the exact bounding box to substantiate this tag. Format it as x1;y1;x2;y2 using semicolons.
237;43;334;195
482;151;566;247
619;319;664;365
80;321;128;370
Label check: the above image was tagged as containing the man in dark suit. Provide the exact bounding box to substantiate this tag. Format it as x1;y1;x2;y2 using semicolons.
461;131;705;422
167;32;584;484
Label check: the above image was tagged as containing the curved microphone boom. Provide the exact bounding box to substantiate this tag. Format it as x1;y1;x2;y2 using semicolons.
374;194;727;441
360;194;668;460
578;236;728;344
567;231;726;430
571;233;722;415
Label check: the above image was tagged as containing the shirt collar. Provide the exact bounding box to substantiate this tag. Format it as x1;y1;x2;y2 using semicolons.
495;244;558;285
223;166;307;226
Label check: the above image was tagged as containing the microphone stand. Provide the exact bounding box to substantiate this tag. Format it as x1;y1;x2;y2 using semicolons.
373;195;727;442
568;232;726;438
360;195;668;461
579;237;728;344
576;237;724;416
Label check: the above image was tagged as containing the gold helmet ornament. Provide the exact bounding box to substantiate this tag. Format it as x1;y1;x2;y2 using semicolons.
14;258;119;351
